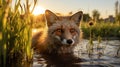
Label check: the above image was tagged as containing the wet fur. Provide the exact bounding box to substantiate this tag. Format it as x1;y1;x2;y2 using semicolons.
32;10;82;53
32;10;83;66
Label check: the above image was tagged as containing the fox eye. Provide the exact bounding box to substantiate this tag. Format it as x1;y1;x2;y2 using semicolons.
56;29;62;32
70;28;76;33
56;29;63;33
54;29;63;36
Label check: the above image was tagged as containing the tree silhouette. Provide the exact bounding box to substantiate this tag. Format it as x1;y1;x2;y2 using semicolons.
115;0;120;25
83;14;91;22
92;9;100;23
115;0;119;18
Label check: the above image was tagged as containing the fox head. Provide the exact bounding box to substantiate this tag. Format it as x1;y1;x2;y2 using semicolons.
45;10;83;47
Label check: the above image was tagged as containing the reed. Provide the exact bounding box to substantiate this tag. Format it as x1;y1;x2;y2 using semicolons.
83;21;120;58
81;22;120;39
0;0;37;67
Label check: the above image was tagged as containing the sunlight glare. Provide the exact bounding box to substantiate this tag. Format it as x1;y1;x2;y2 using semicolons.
32;6;45;16
32;29;39;36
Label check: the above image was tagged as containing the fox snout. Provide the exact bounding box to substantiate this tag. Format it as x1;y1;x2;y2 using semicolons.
66;39;73;44
62;39;75;46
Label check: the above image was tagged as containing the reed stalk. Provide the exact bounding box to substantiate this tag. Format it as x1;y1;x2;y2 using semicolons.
0;0;37;67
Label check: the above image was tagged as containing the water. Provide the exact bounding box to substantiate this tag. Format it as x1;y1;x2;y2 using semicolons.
33;39;120;67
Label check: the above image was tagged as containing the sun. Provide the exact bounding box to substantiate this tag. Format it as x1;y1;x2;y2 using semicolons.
32;6;45;16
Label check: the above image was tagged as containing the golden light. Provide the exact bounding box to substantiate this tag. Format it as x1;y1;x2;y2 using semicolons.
32;29;40;36
32;6;45;16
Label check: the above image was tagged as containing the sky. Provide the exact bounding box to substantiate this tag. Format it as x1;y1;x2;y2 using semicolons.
12;0;118;18
36;0;117;18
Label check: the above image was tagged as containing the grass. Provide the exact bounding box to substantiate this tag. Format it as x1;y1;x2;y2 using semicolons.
81;22;120;39
0;0;37;67
81;21;120;57
0;0;120;66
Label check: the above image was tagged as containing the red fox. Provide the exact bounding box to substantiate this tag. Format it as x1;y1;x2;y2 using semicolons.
32;10;83;65
32;10;83;67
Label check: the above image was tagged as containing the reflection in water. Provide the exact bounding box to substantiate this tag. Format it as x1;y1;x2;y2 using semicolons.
34;53;82;67
33;40;120;67
33;53;112;67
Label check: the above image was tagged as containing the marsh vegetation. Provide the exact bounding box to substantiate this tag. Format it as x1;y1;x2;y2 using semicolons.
0;0;120;67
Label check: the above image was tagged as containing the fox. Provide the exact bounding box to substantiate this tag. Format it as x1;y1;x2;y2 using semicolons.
32;10;83;66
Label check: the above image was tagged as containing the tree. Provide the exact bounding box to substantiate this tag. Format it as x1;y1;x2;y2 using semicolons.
115;0;120;25
115;0;119;18
92;9;100;23
83;14;91;22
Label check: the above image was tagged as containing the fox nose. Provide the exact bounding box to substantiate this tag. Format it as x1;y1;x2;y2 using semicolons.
67;39;73;44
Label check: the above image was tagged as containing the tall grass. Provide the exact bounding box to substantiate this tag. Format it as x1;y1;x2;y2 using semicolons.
0;0;37;67
82;21;120;57
81;22;120;39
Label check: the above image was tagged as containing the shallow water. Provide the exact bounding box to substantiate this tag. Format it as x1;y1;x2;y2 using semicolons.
33;39;120;67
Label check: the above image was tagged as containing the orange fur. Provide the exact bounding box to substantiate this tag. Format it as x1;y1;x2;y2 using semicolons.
32;10;83;54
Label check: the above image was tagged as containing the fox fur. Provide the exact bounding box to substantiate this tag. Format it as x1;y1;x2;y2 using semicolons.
32;10;83;55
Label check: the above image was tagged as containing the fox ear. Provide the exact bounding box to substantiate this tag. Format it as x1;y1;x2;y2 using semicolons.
45;10;59;27
70;11;83;26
